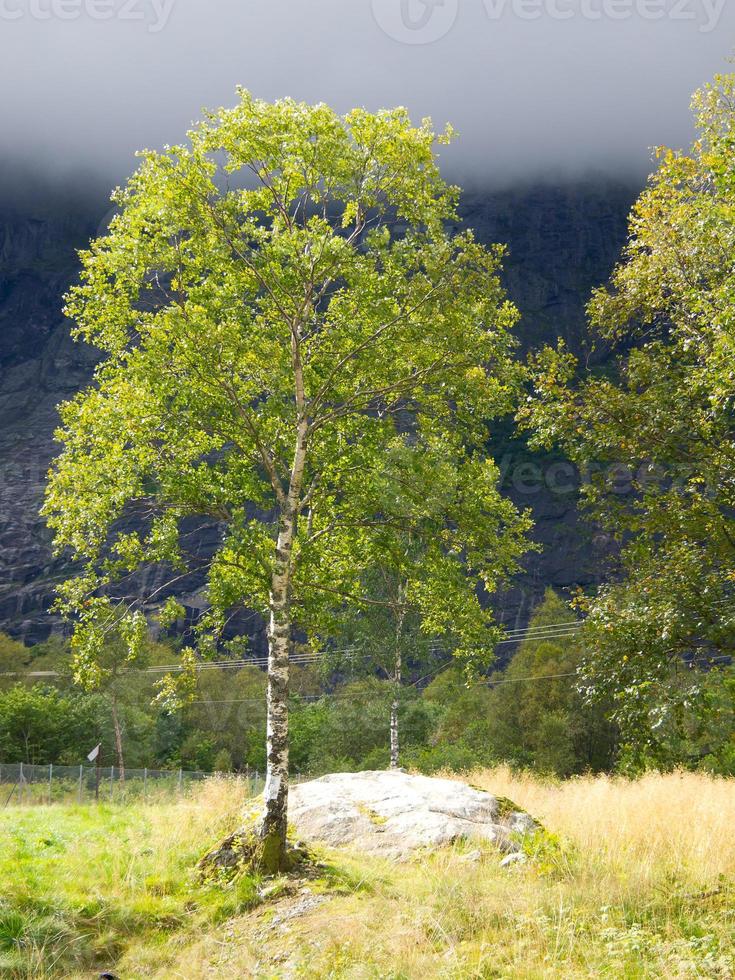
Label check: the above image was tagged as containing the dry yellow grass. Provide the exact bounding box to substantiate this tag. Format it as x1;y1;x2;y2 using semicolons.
4;771;734;978
118;768;735;979
468;766;735;886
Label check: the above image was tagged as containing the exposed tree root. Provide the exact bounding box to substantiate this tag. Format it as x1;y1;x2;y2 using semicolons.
198;826;311;879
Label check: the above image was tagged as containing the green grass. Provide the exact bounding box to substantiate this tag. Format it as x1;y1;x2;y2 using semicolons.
1;771;735;977
0;780;260;978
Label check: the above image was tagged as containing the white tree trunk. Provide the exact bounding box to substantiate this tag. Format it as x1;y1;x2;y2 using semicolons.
390;595;406;770
390;691;400;769
259;410;308;871
111;699;125;783
260;511;294;871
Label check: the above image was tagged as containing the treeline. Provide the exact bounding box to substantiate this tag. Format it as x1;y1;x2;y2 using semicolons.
3;590;735;777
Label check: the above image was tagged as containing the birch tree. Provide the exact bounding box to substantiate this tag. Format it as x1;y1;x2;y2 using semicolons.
321;445;531;770
44;92;529;871
522;73;735;761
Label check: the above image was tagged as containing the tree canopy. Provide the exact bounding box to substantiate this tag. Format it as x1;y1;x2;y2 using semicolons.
522;73;735;760
44;91;532;868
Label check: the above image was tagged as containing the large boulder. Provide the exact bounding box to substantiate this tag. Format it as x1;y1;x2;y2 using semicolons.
288;770;535;858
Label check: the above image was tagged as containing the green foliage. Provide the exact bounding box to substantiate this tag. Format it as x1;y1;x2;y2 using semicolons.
290;678;433;774
0;635;73;694
0;595;617;778
418;666;496;765
2;600;613;775
212;748;234;773
175;664;268;772
43;89;530;701
321;565;432;681
410;591;617;776
612;664;735;776
0;686;104;766
480;590;617;775
0;635;33;680
518;827;575;879
179;731;220;772
521;72;735;759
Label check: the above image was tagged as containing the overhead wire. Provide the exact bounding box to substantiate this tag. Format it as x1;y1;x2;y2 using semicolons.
0;618;583;680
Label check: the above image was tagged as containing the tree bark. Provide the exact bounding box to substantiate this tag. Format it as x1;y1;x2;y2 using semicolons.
259;511;294;872
258;405;308;872
111;699;125;783
390;685;400;769
390;590;406;770
253;292;311;874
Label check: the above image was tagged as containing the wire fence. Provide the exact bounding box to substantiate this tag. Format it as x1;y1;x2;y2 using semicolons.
0;762;267;808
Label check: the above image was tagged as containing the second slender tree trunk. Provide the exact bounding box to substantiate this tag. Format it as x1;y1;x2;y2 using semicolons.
390;689;400;769
111;699;125;784
390;594;406;770
112;701;125;783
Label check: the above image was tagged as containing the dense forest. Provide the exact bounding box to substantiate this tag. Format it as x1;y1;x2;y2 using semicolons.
3;588;734;778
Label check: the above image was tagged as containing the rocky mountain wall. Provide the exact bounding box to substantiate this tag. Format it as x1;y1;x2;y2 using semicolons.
0;181;637;645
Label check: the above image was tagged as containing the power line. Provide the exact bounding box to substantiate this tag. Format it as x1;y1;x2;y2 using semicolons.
495;628;580;647
499;620;582;637
134;621;582;673
488;670;578;686
0;618;583;680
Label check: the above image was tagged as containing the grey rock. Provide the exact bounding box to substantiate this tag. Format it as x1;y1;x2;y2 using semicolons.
287;769;536;858
500;852;528;869
507;811;537;835
269;895;326;928
258;882;282;899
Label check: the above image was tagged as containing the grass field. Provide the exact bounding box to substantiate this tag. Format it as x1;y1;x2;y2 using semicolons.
1;769;734;978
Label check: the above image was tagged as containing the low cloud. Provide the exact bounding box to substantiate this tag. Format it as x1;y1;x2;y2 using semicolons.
0;0;733;188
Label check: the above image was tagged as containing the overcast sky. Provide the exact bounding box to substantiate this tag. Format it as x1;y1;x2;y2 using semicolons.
1;0;733;190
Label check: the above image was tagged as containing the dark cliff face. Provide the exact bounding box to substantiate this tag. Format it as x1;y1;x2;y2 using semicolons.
0;206;100;643
0;181;637;644
460;182;638;629
459;182;636;359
